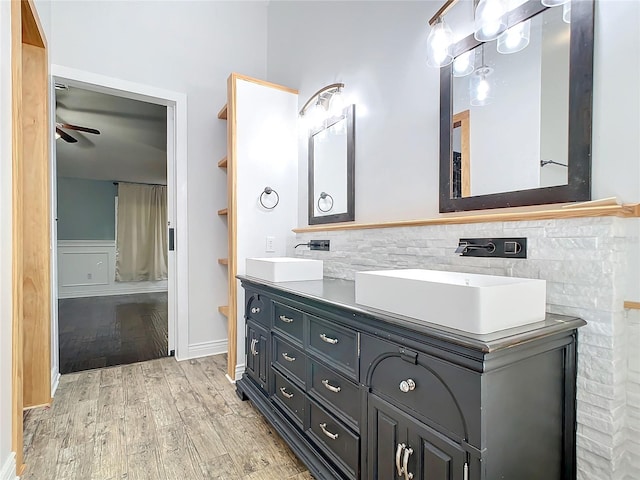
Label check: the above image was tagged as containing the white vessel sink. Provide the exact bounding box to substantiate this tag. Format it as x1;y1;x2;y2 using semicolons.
355;269;546;334
246;257;323;283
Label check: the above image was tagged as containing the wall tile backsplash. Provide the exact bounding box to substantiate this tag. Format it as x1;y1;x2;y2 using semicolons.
293;216;640;480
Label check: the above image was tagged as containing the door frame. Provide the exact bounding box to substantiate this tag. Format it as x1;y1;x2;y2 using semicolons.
50;65;190;369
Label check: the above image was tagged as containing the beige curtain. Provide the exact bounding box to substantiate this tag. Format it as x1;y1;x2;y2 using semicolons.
116;182;168;282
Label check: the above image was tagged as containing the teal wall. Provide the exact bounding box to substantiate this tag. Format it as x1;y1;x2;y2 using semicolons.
57;177;117;240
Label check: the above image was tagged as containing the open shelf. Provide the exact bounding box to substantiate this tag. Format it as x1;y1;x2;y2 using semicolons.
218;258;228;265
218;104;228;120
218;156;227;168
218;305;229;317
218;208;228;216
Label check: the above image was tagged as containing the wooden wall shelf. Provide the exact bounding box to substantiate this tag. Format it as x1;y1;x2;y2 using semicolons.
218;305;229;317
218;156;227;168
218;208;228;216
218;258;228;265
624;301;640;310
218;104;228;120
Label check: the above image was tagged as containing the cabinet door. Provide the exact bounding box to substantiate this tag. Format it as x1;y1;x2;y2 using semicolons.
246;321;269;392
368;394;467;480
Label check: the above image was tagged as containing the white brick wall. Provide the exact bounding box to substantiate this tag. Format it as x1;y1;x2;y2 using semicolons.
292;216;640;480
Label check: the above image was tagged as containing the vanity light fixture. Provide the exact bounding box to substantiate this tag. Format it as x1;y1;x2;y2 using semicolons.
427;17;454;67
497;19;531;54
453;50;475;77
299;83;345;131
474;0;508;42
470;46;493;106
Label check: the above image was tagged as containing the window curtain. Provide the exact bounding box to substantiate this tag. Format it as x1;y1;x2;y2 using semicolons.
116;182;168;282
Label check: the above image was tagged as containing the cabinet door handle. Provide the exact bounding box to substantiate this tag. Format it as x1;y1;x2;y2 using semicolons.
251;307;261;314
281;352;296;362
319;333;339;344
279;387;294;399
399;379;416;393
322;379;341;393
319;423;339;440
279;314;294;323
250;338;258;356
395;443;405;476
402;447;414;480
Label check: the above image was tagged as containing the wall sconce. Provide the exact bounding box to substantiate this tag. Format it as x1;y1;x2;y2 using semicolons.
299;83;345;130
474;0;508;41
497;19;531;54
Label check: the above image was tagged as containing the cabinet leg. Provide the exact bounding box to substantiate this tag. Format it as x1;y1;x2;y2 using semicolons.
236;387;248;401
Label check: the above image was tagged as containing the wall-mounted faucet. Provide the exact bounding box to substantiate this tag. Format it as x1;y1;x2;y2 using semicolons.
457;238;527;258
455;241;496;254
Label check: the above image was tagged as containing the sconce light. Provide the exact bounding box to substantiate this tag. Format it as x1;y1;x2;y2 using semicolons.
497;19;531;54
474;0;508;41
453;50;475;77
470;46;493;106
299;83;345;131
427;17;454;67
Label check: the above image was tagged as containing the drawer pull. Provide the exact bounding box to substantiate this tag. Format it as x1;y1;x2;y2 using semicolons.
282;352;296;362
279;387;294;399
322;379;341;393
250;338;258;356
399;379;416;393
319;422;339;440
319;333;339;345
279;314;294;323
403;446;414;480
396;443;406;476
250;307;261;314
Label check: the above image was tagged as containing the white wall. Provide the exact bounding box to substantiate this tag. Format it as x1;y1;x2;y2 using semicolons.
50;1;269;352
267;0;640;228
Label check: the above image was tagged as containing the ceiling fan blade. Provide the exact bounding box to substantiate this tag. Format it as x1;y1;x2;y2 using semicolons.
60;123;101;135
56;126;78;143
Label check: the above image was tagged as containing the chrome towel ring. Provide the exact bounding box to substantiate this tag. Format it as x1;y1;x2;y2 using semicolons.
260;187;279;209
317;192;334;213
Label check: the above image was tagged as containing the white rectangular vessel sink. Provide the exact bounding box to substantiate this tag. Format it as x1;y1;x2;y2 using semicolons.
355;269;546;334
246;257;323;283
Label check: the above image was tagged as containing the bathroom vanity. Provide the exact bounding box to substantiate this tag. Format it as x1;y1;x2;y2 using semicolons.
236;276;585;480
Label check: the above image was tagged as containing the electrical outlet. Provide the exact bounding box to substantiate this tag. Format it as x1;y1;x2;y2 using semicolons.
87;273;93;280
309;239;330;251
265;236;276;253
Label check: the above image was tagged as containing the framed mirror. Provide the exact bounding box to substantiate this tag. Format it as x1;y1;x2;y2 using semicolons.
439;0;595;213
308;104;355;225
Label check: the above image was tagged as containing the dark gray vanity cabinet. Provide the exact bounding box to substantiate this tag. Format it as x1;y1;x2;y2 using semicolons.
236;277;584;480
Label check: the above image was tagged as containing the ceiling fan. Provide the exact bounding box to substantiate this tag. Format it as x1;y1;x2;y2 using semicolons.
55;122;101;143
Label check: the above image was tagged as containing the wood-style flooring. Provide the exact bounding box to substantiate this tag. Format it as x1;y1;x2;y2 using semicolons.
23;355;313;480
58;293;168;374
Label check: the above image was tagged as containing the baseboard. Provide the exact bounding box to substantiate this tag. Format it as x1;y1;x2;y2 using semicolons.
184;339;228;360
51;366;61;397
0;453;16;480
58;285;167;299
235;363;245;382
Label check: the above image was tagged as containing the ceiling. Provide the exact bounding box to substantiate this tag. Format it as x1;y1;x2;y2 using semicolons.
55;86;168;185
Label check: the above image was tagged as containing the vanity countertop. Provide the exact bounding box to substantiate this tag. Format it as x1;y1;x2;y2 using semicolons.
238;275;586;353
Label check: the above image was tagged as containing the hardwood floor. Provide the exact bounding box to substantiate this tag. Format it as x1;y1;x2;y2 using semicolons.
58;293;168;374
23;355;314;480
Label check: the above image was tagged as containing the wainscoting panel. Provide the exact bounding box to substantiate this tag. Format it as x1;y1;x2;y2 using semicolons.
57;240;168;298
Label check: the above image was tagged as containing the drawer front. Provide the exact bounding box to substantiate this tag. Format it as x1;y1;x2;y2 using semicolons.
308;315;358;381
273;302;304;343
245;290;271;327
308;400;359;479
309;359;361;430
273;335;306;387
272;369;305;429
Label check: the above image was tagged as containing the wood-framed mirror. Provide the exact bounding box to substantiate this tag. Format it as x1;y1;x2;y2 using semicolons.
308;104;355;225
439;0;595;213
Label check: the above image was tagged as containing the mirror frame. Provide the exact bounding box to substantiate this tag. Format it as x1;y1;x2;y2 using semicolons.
308;104;355;225
439;0;595;213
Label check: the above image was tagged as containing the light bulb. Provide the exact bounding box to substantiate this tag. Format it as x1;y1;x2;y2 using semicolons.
329;89;345;117
497;19;531;54
427;18;454;67
541;0;568;6
474;0;508;42
453;50;475;77
563;2;571;23
470;66;493;106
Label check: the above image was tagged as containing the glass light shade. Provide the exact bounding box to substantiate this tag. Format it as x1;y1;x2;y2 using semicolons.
304;100;326;130
470;67;494;106
497;19;531;54
453;51;475;77
474;0;508;41
427;18;454;67
563;2;571;23
328;89;345;117
541;0;568;6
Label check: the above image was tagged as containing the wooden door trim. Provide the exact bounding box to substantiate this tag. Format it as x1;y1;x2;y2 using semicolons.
453;110;470;198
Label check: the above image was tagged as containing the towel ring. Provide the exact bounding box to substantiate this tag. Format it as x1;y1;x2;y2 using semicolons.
260;187;279;210
317;192;334;213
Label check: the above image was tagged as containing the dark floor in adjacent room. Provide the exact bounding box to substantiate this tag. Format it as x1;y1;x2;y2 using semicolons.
58;292;168;374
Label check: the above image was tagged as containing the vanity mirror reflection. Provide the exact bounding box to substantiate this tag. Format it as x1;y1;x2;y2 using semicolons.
439;0;594;213
308;104;355;224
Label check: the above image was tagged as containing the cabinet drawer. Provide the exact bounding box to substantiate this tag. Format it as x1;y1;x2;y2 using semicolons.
308;359;361;431
245;290;271;327
308;316;358;381
307;400;359;480
273;335;306;387
272;369;305;429
273;302;304;343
